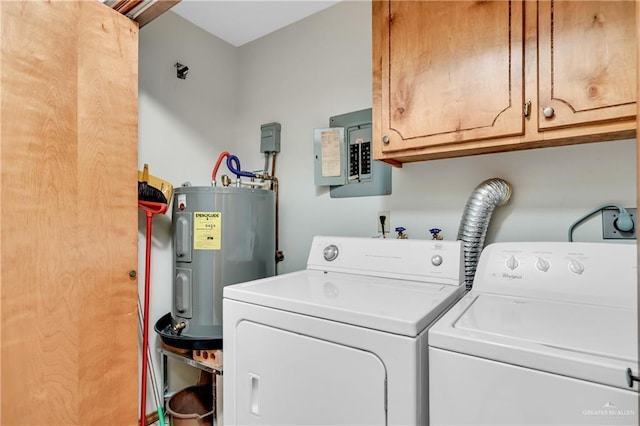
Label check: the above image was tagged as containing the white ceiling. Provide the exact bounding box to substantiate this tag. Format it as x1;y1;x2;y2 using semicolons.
171;0;341;47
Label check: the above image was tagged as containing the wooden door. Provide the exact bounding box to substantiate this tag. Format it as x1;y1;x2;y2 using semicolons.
538;1;636;131
0;1;138;424
375;0;524;155
637;1;640;333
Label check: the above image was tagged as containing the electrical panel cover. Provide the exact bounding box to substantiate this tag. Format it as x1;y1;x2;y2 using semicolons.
313;108;391;198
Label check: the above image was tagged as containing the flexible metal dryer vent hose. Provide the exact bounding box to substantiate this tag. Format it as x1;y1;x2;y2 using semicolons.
457;178;512;288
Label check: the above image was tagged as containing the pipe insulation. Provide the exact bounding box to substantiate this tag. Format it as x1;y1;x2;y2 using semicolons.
457;178;512;288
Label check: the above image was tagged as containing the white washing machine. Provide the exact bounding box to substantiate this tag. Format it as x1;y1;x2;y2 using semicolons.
429;242;638;426
223;235;465;425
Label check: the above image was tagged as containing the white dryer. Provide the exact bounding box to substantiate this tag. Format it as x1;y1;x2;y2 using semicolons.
223;236;465;425
429;242;638;425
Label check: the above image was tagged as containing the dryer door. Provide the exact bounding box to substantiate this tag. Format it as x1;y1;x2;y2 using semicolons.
234;320;387;425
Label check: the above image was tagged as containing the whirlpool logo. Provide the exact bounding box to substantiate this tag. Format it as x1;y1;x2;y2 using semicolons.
501;272;522;280
582;402;635;417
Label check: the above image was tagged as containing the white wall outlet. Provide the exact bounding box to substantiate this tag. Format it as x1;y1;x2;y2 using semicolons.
602;207;636;239
377;211;390;233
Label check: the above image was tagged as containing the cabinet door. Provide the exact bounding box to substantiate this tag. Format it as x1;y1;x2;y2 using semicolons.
376;1;524;154
538;1;636;131
0;1;138;425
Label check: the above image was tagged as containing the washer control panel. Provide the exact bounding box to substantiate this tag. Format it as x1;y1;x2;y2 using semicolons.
473;242;636;309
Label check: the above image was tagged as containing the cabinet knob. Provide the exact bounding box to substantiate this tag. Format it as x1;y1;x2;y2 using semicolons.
129;270;137;279
542;106;555;118
382;135;390;144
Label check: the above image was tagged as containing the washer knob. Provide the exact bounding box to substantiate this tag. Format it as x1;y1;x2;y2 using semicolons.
506;255;519;270
535;257;550;272
323;245;339;262
568;259;585;275
431;255;443;267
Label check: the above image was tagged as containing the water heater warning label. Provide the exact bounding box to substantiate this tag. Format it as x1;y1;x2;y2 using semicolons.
193;212;221;250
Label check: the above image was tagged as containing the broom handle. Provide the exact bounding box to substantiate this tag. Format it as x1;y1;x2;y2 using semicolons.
140;210;153;426
142;163;150;182
137;295;163;410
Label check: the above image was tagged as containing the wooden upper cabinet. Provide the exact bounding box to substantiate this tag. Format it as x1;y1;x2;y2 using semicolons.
377;1;524;155
373;0;637;165
538;1;637;131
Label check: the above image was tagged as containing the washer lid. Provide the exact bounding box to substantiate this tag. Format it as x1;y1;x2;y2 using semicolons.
429;292;638;391
224;270;465;337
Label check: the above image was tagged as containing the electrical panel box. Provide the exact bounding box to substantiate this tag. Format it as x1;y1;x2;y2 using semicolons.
261;122;281;153
313;108;391;197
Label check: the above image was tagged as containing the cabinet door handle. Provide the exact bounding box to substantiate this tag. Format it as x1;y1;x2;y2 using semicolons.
523;99;531;118
542;106;555;118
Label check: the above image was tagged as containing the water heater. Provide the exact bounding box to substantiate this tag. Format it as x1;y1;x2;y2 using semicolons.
156;184;275;349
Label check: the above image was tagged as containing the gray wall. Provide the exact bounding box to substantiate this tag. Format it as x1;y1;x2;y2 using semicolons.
138;10;239;408
232;1;636;273
137;0;636;405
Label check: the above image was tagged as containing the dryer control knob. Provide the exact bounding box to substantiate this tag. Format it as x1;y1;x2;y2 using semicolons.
506;255;519;270
568;259;585;275
431;255;443;266
323;245;339;262
535;257;550;272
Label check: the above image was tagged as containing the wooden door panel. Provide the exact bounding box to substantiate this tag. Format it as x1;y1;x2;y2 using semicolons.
538;0;636;130
1;2;80;424
380;1;524;152
76;2;138;424
1;1;138;425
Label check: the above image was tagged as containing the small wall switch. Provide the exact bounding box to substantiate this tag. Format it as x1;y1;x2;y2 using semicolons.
602;208;636;239
377;211;390;233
